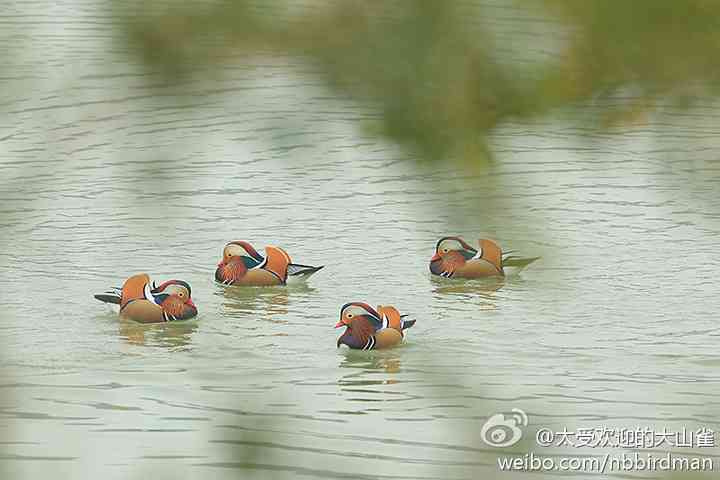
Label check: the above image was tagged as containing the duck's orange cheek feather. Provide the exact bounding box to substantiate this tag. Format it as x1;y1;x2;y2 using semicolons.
162;298;197;320
163;299;185;317
432;252;465;274
217;262;246;283
446;251;466;267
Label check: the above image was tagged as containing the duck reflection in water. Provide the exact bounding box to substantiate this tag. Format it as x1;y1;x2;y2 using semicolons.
118;318;198;348
339;349;403;376
431;276;505;309
337;351;404;407
217;282;315;323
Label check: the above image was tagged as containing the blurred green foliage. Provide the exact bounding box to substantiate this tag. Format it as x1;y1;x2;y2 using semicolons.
118;0;720;164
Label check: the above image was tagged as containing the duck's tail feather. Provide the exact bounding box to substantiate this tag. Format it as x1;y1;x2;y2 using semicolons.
503;256;540;268
287;263;324;277
401;318;416;330
502;256;540;276
94;291;121;304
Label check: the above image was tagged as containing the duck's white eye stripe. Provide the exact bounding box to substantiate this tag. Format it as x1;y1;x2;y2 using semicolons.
226;244;250;257
345;305;372;318
440;239;465;252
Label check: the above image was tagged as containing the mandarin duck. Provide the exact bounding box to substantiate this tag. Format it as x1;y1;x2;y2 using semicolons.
336;302;416;350
215;241;323;286
430;236;539;278
94;273;197;324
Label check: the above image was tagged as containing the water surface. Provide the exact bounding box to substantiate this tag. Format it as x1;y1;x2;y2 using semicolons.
2;1;720;479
